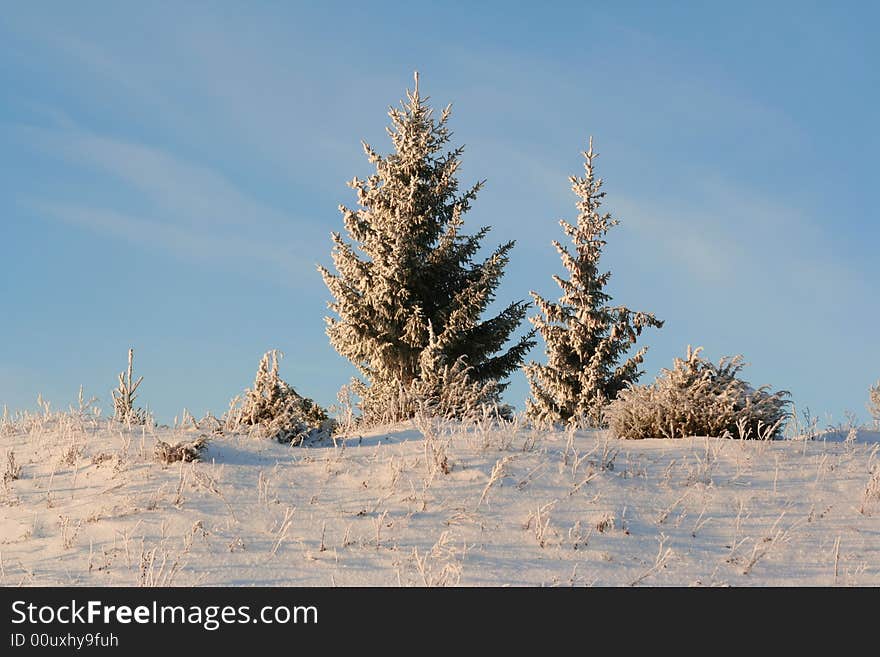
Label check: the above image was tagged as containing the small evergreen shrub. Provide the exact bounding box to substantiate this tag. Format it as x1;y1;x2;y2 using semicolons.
225;350;334;444
112;348;147;425
606;346;790;440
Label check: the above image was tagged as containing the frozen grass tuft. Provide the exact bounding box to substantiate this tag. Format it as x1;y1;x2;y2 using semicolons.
3;450;21;484
155;436;210;464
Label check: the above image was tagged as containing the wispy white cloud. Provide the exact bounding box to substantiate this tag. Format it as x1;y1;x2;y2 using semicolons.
23;127;292;231
2;9;356;194
464;105;857;302
27;201;307;280
18;124;323;284
46;32;176;119
612;178;867;307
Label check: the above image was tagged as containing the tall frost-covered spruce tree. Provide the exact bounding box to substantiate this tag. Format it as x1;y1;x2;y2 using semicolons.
525;138;663;427
320;74;534;423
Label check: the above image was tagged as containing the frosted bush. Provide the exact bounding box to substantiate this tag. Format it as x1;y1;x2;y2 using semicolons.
869;381;880;428
225;350;334;445
353;355;510;425
410;350;511;421
606;346;790;440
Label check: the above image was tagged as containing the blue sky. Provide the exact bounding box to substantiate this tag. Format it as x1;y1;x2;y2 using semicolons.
1;1;878;426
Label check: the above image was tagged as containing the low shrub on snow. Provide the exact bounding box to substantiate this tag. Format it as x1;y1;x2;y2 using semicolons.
606;346;790;440
225;350;334;445
155;436;209;464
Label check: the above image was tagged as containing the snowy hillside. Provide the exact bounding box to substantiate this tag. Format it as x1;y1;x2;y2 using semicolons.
1;409;879;586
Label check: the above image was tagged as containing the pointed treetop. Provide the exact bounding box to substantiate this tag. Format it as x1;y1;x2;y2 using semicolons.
413;70;419;97
583;136;597;178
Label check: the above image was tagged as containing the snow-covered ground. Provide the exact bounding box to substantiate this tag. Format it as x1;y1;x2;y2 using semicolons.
1;408;879;586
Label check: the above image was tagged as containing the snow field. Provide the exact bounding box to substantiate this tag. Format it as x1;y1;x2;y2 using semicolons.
1;408;879;586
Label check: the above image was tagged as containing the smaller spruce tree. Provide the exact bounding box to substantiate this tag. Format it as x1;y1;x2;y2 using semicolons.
525;137;663;427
